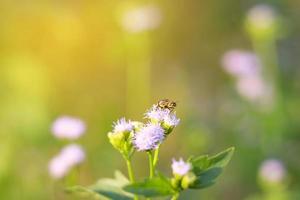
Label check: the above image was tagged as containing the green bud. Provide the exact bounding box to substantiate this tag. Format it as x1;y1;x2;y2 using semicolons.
171;177;181;190
108;131;126;151
181;172;197;189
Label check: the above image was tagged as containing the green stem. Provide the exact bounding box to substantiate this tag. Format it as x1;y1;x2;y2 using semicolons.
153;146;160;168
147;151;154;178
171;193;180;200
126;159;135;183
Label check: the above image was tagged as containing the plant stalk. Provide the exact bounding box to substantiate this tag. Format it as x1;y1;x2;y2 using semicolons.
147;151;154;179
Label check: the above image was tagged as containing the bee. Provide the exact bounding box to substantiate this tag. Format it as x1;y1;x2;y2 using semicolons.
157;99;177;111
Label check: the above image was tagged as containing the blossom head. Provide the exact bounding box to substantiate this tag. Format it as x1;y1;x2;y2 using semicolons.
113;118;134;133
222;50;261;78
51;116;86;140
133;123;165;151
172;158;191;176
259;159;286;184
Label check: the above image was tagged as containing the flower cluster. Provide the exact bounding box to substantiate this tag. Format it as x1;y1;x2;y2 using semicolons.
49;116;86;179
108;103;180;154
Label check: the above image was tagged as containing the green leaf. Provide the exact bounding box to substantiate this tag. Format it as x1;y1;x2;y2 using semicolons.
190;167;222;189
124;174;175;197
66;185;102;199
207;147;235;169
90;171;134;200
190;155;209;174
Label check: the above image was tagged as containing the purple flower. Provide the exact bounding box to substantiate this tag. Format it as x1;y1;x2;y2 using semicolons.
113;118;134;133
133;123;165;151
145;105;170;122
259;159;286;183
51;116;86;140
172;158;191;176
48;144;85;179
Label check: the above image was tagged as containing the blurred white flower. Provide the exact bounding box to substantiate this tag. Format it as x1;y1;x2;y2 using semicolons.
113;117;134;133
247;5;277;31
60;144;85;166
121;5;162;33
236;76;270;102
48;144;85;179
259;159;286;183
51;116;86;140
48;155;70;179
172;158;191;176
222;50;261;78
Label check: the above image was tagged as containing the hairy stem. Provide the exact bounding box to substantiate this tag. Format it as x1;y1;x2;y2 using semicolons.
153;146;160;168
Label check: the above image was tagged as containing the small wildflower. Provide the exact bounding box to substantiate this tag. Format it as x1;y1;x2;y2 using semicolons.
51;116;86;140
133;123;165;151
121;5;162;33
259;159;286;183
113;118;134;133
172;158;191;176
163;112;180;127
145;105;170;122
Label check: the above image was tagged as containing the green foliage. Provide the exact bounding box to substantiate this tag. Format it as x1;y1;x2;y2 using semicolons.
67;171;134;200
123;174;175;197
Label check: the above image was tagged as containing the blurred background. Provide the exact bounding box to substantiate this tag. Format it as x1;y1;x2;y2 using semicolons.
0;0;300;199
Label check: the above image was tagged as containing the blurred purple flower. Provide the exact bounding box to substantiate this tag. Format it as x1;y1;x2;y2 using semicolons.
113;117;134;133
222;50;261;78
172;158;191;176
236;76;270;102
48;144;85;179
121;5;162;33
247;5;277;30
259;159;286;183
133;123;165;151
51;116;86;140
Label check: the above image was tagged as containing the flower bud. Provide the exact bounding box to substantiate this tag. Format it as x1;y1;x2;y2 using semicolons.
108;131;126;151
181;172;197;189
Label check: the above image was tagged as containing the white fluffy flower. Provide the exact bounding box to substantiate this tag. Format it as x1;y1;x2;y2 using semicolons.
51;116;86;140
48;155;70;179
133;123;165;151
172;158;191;176
259;159;286;183
121;5;162;33
113;117;134;133
145;105;170;122
247;5;277;30
163;113;180;127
